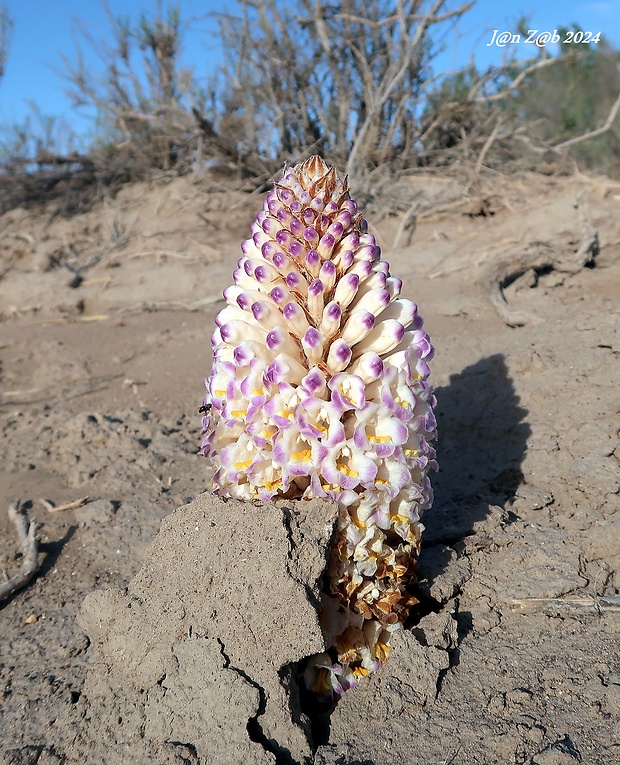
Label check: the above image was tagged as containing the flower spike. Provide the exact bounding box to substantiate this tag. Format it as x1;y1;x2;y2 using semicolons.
202;156;437;697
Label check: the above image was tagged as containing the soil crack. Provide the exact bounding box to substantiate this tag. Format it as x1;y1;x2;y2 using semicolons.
216;637;301;765
279;504;333;613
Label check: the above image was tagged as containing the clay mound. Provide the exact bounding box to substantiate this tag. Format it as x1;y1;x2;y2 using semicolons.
75;494;338;765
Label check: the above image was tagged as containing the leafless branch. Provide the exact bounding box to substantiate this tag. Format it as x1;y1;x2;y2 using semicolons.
473;56;558;103
333;3;473;26
0;500;39;603
510;596;620;613
392;200;419;250
347;0;450;178
474;117;502;174
0;4;12;80
553;79;620;150
39;497;90;513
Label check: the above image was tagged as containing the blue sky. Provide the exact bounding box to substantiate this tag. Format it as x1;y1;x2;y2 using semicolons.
1;0;619;144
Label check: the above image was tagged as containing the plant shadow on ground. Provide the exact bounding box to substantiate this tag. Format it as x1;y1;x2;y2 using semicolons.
425;352;530;542
0;498;79;610
38;523;79;580
413;352;531;637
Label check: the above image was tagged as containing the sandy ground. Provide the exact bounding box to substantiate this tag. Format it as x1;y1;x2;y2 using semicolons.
0;169;619;764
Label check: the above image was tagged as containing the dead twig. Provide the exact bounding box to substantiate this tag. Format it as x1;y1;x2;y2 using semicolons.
510;70;620;159
473;56;557;104
128;249;203;263
552;68;620;151
392;200;419;250
39;497;89;513
0;500;39;603
510;596;620;614
474;117;502;176
33;315;109;326
118;295;225;314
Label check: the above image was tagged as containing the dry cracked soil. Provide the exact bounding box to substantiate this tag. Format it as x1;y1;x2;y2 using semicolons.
0;169;619;765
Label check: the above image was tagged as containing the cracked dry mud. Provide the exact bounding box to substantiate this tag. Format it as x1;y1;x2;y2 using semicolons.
75;494;339;765
1;171;619;764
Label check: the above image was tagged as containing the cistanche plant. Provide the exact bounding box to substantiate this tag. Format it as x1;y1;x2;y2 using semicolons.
201;156;437;696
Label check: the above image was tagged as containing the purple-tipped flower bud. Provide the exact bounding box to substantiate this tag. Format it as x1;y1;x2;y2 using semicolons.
240;238;255;256
253;229;271;249
301;367;327;396
341;309;375;346
273;251;303;283
355;244;378;262
320;301;342;337
220;320;267;346
261;217;281;236
270;285;290;305
254;262;281;284
336;210;352;229
352;288;391;318
326;338;353;373
333;273;359;309
350;260;373;282
290;217;304;237
379;298;418;329
283;301;311;337
232;266;255;290
353;319;405;357
266;353;307;385
304;227;320;246
308;278;324;320
328;221;344;239
276;229;293;248
302;326;324;365
266;325;299;357
334;249;354;270
289;240;306;260
319;260;337;291
341;233;360;251
318;233;336;258
277;207;292;227
305;249;321;277
386;276;403;299
348;351;384;382
251;300;283;330
286;271;307;296
261;240;279;260
223;285;243;305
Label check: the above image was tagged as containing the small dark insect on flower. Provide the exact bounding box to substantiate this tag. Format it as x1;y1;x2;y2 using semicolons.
199;403;212;414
